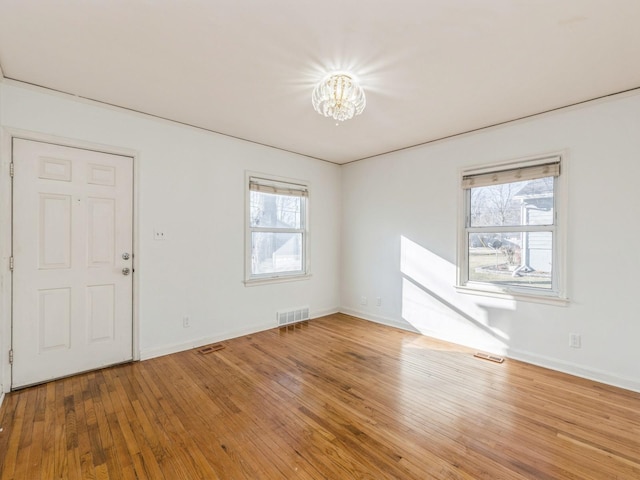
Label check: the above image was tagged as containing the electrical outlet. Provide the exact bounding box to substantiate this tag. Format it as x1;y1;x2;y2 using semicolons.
183;316;190;328
360;296;368;305
376;297;382;307
154;229;166;240
569;333;581;348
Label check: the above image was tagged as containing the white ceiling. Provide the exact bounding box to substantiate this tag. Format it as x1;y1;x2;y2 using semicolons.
1;1;639;164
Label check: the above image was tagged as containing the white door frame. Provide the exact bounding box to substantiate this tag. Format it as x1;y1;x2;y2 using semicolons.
0;128;140;393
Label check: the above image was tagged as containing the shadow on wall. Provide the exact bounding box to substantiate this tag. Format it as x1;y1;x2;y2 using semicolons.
399;236;515;355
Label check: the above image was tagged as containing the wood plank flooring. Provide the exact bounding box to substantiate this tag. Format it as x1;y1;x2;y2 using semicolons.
1;313;639;479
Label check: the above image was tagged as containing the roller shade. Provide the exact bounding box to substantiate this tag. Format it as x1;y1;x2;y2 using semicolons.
462;160;560;189
250;177;308;197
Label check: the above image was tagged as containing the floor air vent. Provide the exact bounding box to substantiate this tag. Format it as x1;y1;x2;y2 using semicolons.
197;343;225;354
277;306;310;327
474;352;505;363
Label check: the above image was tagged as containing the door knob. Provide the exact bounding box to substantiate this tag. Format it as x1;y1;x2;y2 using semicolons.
122;267;131;276
122;252;130;260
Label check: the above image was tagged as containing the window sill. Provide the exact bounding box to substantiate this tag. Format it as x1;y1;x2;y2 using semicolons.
244;273;312;287
455;284;569;306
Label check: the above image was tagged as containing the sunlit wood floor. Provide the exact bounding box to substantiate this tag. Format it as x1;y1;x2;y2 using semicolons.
1;313;639;479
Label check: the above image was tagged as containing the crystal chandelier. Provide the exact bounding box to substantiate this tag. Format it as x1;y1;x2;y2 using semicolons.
312;72;366;122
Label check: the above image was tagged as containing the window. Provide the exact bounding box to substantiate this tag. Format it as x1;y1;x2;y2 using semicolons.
246;174;308;283
458;155;566;302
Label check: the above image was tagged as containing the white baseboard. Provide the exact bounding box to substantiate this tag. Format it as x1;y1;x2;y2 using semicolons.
339;307;420;333
340;308;640;394
312;307;340;319
340;307;507;355
140;321;274;360
508;348;640;394
140;307;341;361
0;390;4;411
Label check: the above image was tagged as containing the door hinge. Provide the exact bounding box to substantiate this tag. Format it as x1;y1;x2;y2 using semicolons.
9;349;13;365
9;162;14;178
9;256;14;271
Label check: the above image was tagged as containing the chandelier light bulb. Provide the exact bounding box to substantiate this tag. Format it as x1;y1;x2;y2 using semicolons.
312;72;366;122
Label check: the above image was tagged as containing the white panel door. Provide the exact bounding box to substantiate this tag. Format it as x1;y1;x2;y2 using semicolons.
12;139;133;388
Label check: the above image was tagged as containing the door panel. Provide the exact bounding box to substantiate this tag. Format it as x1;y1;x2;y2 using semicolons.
38;288;71;351
87;284;116;342
87;197;116;265
12;139;134;388
39;193;72;268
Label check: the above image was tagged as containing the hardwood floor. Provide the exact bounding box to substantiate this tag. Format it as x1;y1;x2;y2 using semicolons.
1;313;639;479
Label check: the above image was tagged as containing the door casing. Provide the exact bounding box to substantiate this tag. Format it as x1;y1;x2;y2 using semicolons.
0;128;140;393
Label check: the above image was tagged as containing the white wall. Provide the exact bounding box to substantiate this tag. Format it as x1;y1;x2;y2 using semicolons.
1;79;638;398
0;82;4;401
0;81;341;394
341;91;640;392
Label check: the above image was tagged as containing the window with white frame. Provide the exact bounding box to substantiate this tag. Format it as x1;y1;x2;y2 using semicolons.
458;155;566;301
247;175;308;282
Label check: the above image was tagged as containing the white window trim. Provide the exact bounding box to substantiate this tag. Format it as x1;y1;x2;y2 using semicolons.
456;152;569;305
244;171;311;285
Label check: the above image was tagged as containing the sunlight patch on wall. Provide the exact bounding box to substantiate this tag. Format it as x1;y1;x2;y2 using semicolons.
400;236;512;354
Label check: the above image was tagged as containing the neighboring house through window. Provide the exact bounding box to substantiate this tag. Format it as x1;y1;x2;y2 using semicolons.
458;154;567;303
246;174;309;283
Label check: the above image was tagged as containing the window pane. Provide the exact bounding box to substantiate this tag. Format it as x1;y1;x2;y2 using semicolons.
468;231;552;289
251;232;302;275
250;191;302;229
470;177;554;227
